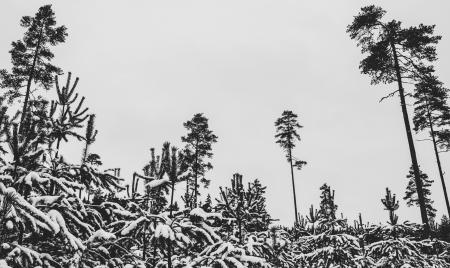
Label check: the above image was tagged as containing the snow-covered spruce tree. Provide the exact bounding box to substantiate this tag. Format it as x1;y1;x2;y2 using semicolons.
138;144;171;213
293;185;364;267
404;165;437;222
116;147;274;268
215;173;273;243
181;113;217;208
305;204;320;235
361;187;450;267
0;14;126;266
318;183;338;222
274;110;307;225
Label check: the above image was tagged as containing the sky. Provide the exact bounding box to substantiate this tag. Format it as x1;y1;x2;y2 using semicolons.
1;1;450;226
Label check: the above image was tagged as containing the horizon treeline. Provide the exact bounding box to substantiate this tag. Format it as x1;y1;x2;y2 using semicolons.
0;3;450;268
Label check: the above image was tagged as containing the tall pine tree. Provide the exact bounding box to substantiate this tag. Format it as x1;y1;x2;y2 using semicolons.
412;74;450;219
274;110;307;225
0;5;67;131
181;113;217;208
347;5;441;233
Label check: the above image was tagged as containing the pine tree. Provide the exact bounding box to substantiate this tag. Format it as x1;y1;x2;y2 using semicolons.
305;204;319;234
412;74;450;219
49;72;89;159
181;113;218;208
82;114;97;164
437;215;450;242
319;183;338;221
215;174;272;243
141;143;170;213
274;110;307;225
347;5;441;233
0;5;67;130
404;165;437;221
381;188;399;225
201;194;212;213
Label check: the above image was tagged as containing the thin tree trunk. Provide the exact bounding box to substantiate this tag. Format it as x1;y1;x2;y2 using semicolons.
142;222;147;262
167;179;175;268
193;140;199;208
426;105;450;218
289;148;299;225
19;26;44;132
82;141;89;164
390;41;430;234
167;245;172;268
185;178;189;208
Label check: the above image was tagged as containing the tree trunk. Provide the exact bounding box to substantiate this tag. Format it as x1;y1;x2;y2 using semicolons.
193;140;199;208
142;222;147;262
390;41;430;234
19;26;44;133
167;244;172;268
426;105;450;218
289;148;299;225
167;179;175;268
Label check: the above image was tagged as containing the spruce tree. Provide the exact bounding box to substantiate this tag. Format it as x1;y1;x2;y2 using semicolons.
347;5;441;233
181;113;218;208
215;173;272;242
404;165;437;221
319;183;337;221
0;5;67;130
274;110;307;225
437;215;450;242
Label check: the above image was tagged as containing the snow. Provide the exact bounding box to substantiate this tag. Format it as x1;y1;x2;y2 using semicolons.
87;229;116;243
155;223;175;240
48;210;85;251
190;207;207;219
145;173;170;189
0;260;10;268
0;184;60;234
120;217;147;236
5;220;13;230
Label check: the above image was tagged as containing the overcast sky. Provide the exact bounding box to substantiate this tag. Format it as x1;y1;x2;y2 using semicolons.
1;0;450;226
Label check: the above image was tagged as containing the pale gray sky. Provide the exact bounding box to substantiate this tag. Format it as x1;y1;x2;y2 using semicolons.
1;1;449;226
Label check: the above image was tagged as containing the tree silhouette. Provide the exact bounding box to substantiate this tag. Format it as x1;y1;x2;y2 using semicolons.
347;5;441;234
50;72;89;158
0;5;67;131
382;188;399;225
319;183;337;221
181;113;218;208
404;165;436;221
412;74;450;218
274;110;307;225
82;114;98;164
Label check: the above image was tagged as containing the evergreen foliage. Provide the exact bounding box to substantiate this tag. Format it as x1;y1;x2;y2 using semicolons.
404;166;437;221
347;5;442;233
412;74;450;219
181;113;217;208
0;5;67;130
274;110;307;225
0;4;449;268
